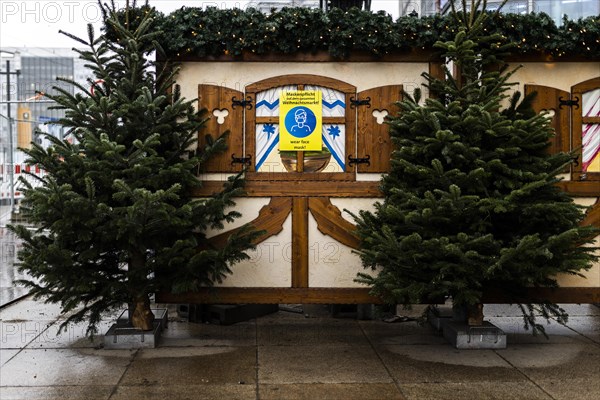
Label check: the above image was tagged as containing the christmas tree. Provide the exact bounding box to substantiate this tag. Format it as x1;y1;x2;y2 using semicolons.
351;0;598;334
9;2;257;335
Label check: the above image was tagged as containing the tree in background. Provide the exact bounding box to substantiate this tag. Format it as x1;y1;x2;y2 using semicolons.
9;1;257;335
351;0;598;334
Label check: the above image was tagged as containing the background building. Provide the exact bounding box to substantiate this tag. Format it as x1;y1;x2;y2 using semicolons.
0;48;90;203
255;0;320;13
440;0;599;24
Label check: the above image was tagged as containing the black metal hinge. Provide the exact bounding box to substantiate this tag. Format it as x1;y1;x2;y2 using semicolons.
558;96;580;109
348;155;370;167
350;96;371;108
231;154;252;166
232;96;253;110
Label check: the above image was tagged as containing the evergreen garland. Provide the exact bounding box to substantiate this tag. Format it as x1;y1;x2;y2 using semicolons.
150;7;599;59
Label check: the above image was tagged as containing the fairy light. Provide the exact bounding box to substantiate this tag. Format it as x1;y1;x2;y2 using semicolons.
165;9;596;60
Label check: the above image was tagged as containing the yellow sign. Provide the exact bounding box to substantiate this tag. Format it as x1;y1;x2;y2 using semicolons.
279;90;322;151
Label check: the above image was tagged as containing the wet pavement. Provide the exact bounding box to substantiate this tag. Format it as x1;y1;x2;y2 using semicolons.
0;206;28;308
0;300;599;400
1;207;599;399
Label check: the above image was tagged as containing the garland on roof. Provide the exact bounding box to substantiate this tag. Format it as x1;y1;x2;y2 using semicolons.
112;6;600;59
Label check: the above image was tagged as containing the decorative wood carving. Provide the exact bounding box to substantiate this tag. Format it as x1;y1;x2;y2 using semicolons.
208;197;292;248
581;200;600;229
308;197;360;249
246;74;356;93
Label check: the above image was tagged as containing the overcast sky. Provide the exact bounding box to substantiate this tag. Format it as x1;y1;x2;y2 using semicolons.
0;1;400;49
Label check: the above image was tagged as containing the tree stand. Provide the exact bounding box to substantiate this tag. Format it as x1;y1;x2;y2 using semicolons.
103;306;168;349
442;303;507;349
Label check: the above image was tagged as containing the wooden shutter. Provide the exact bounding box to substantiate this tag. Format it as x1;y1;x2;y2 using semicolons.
198;85;245;172
356;85;402;173
524;84;570;155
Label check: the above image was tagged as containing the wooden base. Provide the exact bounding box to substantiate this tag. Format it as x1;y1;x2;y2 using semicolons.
156;287;600;305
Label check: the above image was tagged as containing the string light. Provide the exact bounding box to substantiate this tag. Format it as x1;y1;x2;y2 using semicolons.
163;8;596;59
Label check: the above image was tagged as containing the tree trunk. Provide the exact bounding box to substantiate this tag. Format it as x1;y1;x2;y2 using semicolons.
466;303;484;326
128;249;154;331
131;295;155;331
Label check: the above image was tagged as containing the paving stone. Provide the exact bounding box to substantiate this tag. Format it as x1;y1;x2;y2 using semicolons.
0;349;19;366
120;347;256;386
159;320;256;347
562;316;600;343
22;320;110;349
0;319;55;349
0;299;64;321
496;343;600;380
110;384;256;400
257;317;366;346
260;383;405;400
258;344;391;384
0;385;114;400
0;348;132;386
536;378;600;400
359;320;447;346
376;344;524;383
398;381;552;400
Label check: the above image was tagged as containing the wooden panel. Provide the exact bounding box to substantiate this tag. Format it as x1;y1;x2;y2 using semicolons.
156;287;382;304
555;181;600;196
572;77;600;181
191;180;383;198
428;60;445;99
245;91;257;173
207;197;292;248
308;197;360;249
198;85;245;172
524;84;570;156
292;198;309;288
344;91;356;173
156;287;599;305
166;49;442;63
583;117;600;124
247;74;356;94
356;85;403;172
428;60;445;81
193;179;592;199
245;172;356;181
581;200;600;229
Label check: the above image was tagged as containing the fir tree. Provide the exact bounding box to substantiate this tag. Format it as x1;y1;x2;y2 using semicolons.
9;2;258;335
351;0;598;334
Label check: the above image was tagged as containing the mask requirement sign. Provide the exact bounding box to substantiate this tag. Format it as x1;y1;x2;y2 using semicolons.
279;90;322;151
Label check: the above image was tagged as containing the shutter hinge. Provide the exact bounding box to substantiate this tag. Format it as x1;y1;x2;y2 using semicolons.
350;96;371;108
558;96;580;109
232;96;253;110
231;154;252;166
348;155;371;167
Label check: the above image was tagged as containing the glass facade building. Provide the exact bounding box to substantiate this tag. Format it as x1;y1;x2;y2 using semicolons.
440;0;599;24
